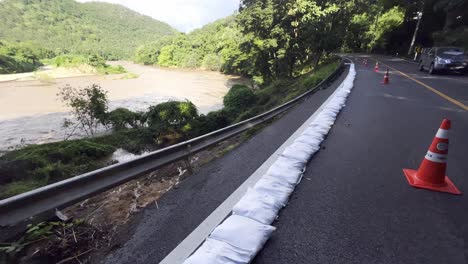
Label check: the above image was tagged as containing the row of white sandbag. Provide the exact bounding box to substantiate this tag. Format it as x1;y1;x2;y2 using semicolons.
184;64;356;264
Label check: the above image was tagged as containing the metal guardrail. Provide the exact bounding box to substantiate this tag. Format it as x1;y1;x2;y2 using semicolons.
0;59;347;231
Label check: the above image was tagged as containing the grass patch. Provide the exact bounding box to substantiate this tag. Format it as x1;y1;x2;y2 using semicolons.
0;128;155;199
96;64;126;75
0;179;45;199
119;72;139;79
0;140;115;199
44;54;126;75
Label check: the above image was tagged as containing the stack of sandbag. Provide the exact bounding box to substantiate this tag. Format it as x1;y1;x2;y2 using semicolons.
183;64;356;264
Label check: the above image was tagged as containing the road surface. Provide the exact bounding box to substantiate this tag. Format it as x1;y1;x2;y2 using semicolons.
102;56;468;264
253;55;468;264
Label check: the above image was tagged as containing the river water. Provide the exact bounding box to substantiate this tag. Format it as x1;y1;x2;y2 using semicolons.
0;61;248;153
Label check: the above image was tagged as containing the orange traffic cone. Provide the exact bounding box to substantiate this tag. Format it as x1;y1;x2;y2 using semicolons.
382;68;390;84
374;61;379;72
364;59;368;67
403;119;461;195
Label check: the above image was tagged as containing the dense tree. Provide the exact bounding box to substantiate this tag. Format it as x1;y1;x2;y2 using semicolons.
236;0;355;79
434;0;468;30
0;41;51;73
135;16;245;73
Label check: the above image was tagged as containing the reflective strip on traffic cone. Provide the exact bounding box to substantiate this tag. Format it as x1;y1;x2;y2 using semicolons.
403;119;462;195
382;68;390;84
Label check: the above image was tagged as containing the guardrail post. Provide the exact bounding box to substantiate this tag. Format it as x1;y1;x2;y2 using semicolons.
184;144;193;175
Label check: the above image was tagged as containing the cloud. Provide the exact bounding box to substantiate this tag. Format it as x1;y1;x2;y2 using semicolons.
76;0;240;32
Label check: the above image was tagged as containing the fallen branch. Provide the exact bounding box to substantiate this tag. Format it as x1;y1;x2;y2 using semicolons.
56;249;93;264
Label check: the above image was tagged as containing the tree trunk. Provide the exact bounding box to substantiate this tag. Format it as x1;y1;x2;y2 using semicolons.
314;51;323;67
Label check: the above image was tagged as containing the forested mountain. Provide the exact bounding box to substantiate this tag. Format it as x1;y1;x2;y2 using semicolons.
135;16;242;72
0;0;177;59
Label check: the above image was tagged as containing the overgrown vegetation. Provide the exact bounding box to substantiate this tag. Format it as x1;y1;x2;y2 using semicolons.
0;58;339;199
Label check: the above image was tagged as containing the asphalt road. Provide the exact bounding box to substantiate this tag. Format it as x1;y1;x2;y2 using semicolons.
101;65;350;264
103;56;468;264
373;55;468;109
253;55;468;264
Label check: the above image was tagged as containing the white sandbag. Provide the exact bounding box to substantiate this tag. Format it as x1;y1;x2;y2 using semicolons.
209;215;275;254
297;130;324;144
309;119;333;133
184;238;251;264
265;156;304;187
281;141;317;164
232;188;282;225
254;175;295;207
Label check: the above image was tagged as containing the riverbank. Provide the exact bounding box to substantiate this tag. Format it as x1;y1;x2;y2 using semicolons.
0;58;339;199
0;65;97;83
0;61;250;154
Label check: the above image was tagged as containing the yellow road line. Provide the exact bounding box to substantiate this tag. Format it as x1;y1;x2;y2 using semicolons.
377;60;468;111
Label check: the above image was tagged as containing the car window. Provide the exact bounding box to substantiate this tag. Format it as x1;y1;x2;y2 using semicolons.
437;48;464;56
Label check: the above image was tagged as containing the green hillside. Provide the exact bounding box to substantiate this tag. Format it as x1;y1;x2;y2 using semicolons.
135;16;242;72
0;0;177;59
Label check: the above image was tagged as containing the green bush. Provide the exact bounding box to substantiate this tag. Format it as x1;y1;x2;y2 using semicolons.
92;128;154;154
107;108;142;130
97;64;126;74
147;101;199;140
190;110;231;137
234;106;263;122
87;54;106;68
223;85;257;120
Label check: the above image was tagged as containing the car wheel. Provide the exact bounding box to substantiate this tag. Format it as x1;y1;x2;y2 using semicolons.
428;63;436;75
418;62;424;71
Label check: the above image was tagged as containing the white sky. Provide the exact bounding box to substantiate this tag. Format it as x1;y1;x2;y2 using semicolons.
77;0;240;32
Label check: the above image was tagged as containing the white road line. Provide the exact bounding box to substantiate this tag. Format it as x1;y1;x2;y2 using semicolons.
159;66;350;264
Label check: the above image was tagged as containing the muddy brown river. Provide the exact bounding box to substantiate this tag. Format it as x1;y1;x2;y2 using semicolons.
0;61;248;153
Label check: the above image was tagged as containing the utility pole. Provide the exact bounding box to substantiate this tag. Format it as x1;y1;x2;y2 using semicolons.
408;2;425;55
